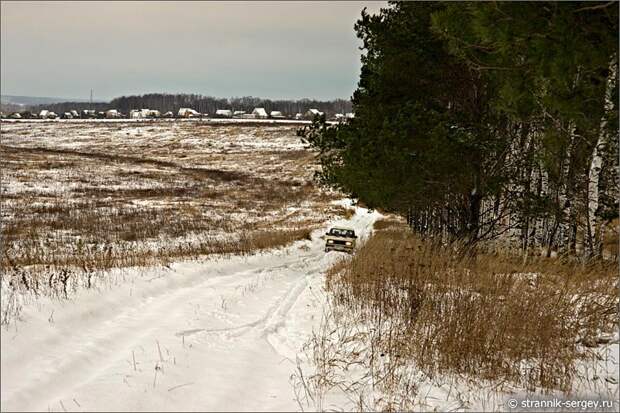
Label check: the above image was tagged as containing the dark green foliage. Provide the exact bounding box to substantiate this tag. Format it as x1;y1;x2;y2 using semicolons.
303;1;619;254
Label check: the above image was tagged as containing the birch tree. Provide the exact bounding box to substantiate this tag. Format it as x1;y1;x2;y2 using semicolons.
587;57;618;257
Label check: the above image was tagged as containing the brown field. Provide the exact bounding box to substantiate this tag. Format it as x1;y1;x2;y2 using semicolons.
0;121;349;295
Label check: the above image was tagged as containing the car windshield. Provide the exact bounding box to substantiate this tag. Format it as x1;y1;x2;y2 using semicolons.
329;228;355;237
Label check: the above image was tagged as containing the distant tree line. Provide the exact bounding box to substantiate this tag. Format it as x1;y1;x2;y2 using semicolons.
301;2;618;259
26;94;352;117
0;103;24;113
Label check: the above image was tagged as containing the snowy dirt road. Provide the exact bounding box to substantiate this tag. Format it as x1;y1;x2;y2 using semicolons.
1;206;380;412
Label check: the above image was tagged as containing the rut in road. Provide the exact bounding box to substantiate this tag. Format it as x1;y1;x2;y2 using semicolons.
0;206;381;412
175;256;314;340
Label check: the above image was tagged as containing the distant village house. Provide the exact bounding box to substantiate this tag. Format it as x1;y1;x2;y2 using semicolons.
215;109;233;118
39;110;58;119
270;111;285;119
252;108;268;119
178;108;200;118
304;108;324;119
106;109;121;119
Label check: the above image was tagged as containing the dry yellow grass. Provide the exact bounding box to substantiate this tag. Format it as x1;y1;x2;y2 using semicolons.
372;217;405;231
0;122;340;301
313;226;618;403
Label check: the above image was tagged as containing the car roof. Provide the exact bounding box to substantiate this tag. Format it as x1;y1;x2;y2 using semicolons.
330;227;355;232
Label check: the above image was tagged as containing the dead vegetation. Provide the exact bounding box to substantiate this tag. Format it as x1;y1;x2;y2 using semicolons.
294;218;619;411
0;122;347;306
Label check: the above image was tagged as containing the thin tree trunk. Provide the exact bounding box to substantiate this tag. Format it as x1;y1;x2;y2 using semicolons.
558;121;577;255
587;56;617;258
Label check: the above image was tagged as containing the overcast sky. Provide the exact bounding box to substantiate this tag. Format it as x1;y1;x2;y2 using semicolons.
1;1;386;101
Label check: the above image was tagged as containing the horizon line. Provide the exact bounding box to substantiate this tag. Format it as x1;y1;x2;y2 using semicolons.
1;92;353;103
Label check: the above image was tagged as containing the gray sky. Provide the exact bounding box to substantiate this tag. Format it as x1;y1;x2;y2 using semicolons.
1;1;386;101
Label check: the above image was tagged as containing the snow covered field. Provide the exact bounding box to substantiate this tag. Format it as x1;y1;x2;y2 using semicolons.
1;122;351;290
1;203;381;412
0;121;360;411
0;122;378;411
2;121;617;412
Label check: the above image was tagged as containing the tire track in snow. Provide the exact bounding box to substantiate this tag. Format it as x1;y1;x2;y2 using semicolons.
2;260;309;411
175;256;314;339
1;204;381;412
2;270;255;411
